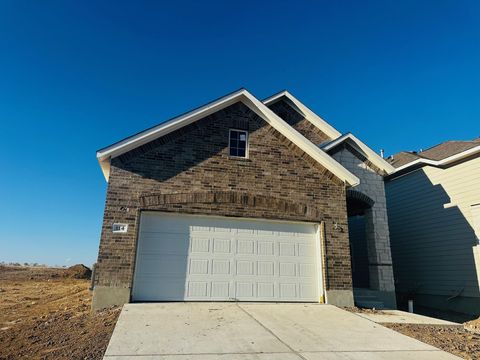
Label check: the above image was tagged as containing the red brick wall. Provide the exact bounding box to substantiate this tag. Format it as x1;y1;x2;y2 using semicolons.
267;98;331;144
94;102;352;292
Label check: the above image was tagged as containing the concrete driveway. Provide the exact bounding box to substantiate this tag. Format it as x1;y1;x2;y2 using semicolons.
103;303;460;359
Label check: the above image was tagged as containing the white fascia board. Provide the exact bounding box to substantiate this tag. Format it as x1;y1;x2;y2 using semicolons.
242;92;359;187
393;145;480;173
96;89;249;180
97;89;247;162
263;90;342;139
322;133;396;175
97;89;359;186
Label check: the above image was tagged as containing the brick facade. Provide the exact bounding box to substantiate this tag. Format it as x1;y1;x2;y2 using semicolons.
267;98;331;144
94;101;353;304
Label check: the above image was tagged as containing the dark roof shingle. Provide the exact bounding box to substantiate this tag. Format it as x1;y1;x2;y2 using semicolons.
387;151;421;168
388;138;480;168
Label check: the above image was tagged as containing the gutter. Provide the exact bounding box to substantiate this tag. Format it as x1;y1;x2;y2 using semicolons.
388;145;480;179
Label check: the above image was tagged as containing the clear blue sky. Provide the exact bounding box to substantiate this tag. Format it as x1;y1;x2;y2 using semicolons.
1;1;479;266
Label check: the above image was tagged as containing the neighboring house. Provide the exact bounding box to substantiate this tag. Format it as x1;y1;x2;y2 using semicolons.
92;89;397;310
386;138;480;315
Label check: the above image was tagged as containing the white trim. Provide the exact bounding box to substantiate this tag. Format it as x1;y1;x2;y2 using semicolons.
393;145;480;173
315;224;324;303
263;90;342;139
228;128;249;159
321;133;396;175
97;89;249;170
96;89;359;186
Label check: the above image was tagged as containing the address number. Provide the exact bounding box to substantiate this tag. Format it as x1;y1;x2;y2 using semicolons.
112;223;128;233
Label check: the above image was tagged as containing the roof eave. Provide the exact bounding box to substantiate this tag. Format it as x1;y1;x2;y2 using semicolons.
322;133;396;175
392;145;480;173
96;89;360;186
263;90;342;139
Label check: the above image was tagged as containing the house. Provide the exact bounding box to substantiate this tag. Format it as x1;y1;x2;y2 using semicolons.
92;89;397;310
386;138;480;315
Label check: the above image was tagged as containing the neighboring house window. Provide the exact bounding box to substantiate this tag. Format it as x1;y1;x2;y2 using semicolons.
229;129;248;158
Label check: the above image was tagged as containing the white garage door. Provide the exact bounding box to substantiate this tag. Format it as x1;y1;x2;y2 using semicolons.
132;212;322;302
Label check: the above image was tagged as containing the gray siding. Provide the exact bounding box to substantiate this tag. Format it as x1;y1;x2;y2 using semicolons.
386;157;480;299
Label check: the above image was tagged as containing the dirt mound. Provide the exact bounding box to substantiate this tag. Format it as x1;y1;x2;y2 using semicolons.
65;264;92;279
464;317;480;335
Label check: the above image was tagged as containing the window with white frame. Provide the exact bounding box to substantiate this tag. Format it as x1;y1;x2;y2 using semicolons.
229;129;248;158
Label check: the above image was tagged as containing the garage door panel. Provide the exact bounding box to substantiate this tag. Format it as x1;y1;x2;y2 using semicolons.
187;281;209;297
236;260;254;276
257;282;275;298
298;244;315;257
236;282;254;298
211;259;231;275
257;240;274;255
132;213;321;302
236;239;255;254
211;281;231;298
279;283;297;298
279;262;296;276
136;255;188;276
140;222;189;234
257;261;274;276
300;284;316;298
299;263;316;277
212;238;232;253
188;259;209;275
279;242;296;256
133;278;186;301
190;237;210;253
140;235;189;255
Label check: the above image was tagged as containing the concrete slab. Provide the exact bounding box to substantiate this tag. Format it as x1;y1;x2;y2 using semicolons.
105;355;299;360
353;310;460;325
104;303;290;357
301;351;461;360
104;303;462;359
239;304;442;352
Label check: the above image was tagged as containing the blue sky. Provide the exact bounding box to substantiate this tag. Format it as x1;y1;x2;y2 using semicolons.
0;1;479;266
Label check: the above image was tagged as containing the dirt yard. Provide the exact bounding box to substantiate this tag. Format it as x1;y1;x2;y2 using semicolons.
2;268;480;360
384;323;480;360
345;306;480;359
0;265;120;360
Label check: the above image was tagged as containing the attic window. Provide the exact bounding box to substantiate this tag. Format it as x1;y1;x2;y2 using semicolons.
229;129;248;158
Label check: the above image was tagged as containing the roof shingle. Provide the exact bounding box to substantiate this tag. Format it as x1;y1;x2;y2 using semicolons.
388;138;480;168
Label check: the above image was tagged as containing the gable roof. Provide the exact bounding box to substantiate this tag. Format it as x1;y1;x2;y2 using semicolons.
388;138;480;173
321;133;396;175
97;89;360;186
262;90;342;140
263;91;395;175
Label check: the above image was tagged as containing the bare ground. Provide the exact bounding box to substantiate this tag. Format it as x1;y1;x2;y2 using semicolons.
2;265;480;360
383;323;480;360
0;265;120;360
343;306;390;315
344;306;480;359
